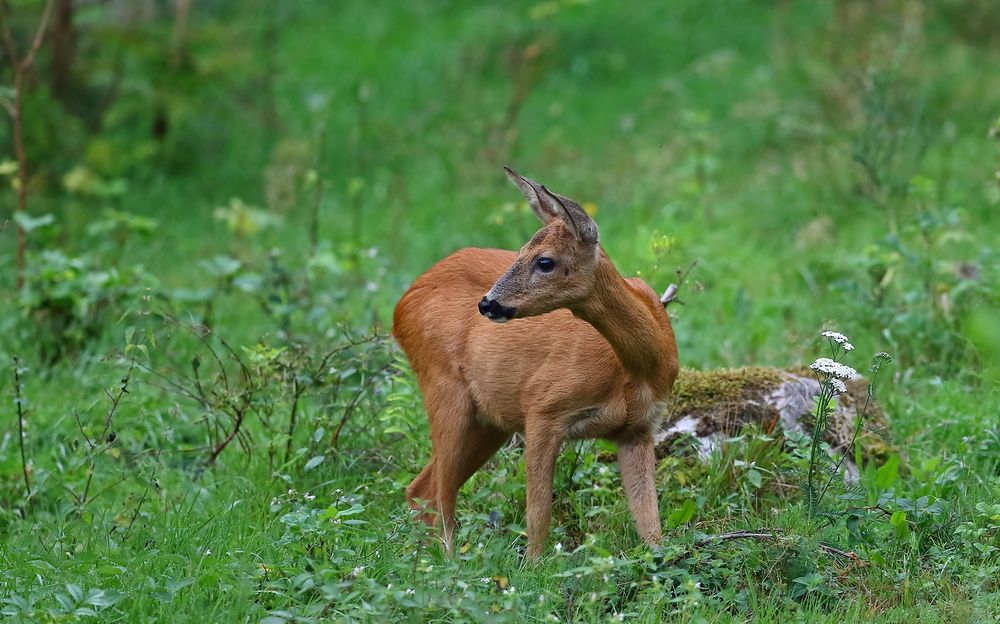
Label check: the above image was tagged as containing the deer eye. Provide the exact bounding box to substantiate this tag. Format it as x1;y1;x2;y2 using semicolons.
536;257;556;273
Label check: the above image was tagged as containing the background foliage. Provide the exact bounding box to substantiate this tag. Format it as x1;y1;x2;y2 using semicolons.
1;0;998;621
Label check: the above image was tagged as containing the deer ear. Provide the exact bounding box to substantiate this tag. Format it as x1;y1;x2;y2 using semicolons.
537;184;599;245
504;166;559;225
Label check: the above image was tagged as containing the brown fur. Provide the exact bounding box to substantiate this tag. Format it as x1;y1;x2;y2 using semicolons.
392;172;679;558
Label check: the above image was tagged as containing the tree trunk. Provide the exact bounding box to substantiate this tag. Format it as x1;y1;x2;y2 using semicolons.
50;0;74;99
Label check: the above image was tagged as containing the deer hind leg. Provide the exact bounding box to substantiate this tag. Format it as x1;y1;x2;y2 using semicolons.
406;459;438;525
406;375;508;553
616;431;662;545
523;420;565;559
432;414;509;553
406;420;508;529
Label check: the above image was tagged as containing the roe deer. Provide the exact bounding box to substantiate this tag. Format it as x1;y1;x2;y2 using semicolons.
392;167;679;557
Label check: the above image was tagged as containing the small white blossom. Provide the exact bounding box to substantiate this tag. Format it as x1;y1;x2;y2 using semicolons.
554;542;563;552
842;342;855;351
810;357;858;380
481;577;491;584
502;586;516;596
406;588;415;596
830;379;848;395
821;330;851;346
303;492;316;501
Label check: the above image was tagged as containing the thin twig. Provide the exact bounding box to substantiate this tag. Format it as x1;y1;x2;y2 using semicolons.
121;445;162;542
330;363;393;448
73;408;94;448
12;356;31;495
284;379;302;463
80;359;134;509
660;259;699;307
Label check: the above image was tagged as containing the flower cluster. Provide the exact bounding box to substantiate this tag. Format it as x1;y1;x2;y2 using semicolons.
821;330;854;351
809;357;859;380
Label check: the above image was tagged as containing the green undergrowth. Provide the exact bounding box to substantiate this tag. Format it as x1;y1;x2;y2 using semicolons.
1;0;999;621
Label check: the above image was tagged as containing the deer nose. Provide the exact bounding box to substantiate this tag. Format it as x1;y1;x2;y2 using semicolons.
479;296;516;322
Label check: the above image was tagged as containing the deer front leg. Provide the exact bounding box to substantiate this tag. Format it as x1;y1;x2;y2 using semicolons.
523;422;564;559
617;431;662;545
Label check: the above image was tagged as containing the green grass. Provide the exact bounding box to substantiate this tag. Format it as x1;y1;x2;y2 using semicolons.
1;0;999;621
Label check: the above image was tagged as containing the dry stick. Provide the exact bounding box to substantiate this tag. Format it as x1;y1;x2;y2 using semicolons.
330;363;393;448
284;378;303;463
73;409;94;448
660;259;700;307
204;333;254;464
0;0;56;290
12;356;30;495
207;398;249;465
80;360;134;509
698;529;857;560
121;445;162;542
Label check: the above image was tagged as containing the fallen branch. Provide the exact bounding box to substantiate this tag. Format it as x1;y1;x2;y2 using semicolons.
698;528;858;560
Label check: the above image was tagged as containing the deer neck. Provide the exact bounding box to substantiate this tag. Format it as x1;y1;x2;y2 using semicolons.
573;250;675;395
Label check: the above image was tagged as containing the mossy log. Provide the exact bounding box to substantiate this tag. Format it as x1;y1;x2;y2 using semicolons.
656;367;890;476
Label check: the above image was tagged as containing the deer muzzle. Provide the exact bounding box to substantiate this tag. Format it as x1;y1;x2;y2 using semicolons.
478;296;517;323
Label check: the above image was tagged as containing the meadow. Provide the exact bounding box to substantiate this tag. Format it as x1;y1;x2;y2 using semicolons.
0;0;999;621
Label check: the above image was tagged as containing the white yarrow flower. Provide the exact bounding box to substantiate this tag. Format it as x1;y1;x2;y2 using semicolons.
830;379;848;395
809;357;858;380
821;330;852;346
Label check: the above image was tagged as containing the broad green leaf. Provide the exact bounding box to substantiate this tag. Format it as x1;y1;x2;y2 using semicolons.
12;212;55;233
890;510;910;540
875;455;901;490
666;499;696;527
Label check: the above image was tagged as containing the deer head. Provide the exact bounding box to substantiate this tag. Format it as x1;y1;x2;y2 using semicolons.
479;167;600;323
